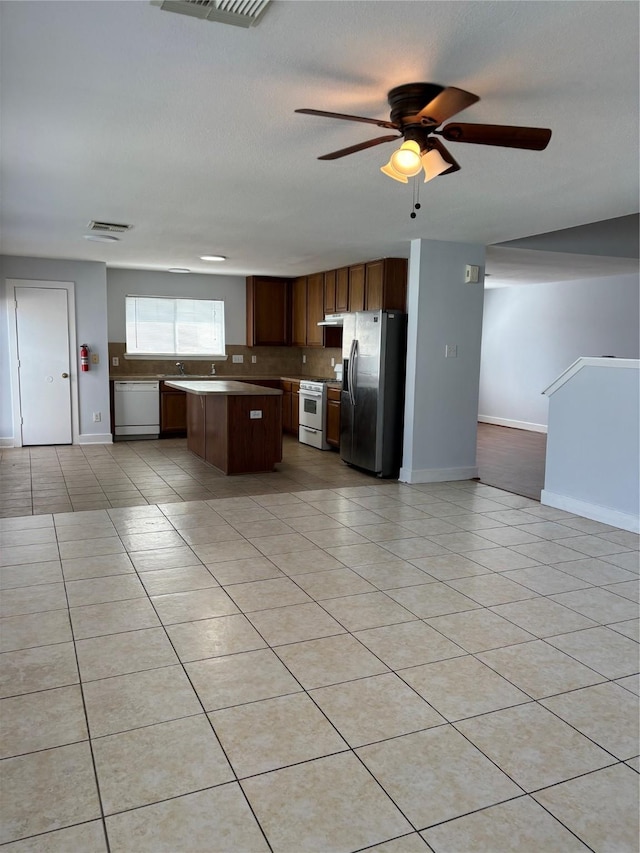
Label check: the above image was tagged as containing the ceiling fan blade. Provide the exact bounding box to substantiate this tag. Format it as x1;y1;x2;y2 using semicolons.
317;134;401;160
295;108;398;130
415;87;480;126
439;123;552;150
427;137;460;174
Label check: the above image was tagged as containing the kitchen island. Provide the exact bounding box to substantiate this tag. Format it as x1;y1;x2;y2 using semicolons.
165;380;283;475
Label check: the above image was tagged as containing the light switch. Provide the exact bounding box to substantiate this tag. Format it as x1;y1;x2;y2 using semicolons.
445;344;458;358
250;410;263;419
232;354;244;364
91;353;99;364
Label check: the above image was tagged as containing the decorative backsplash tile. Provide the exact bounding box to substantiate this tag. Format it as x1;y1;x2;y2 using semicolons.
108;343;342;380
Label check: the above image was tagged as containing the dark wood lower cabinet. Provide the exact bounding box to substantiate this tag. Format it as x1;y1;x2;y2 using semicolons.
281;380;300;435
160;385;187;437
186;392;282;474
186;394;206;458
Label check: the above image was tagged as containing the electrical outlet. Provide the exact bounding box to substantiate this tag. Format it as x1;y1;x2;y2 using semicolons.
91;352;99;365
92;412;101;423
232;354;244;364
251;355;257;364
111;356;119;367
249;410;263;419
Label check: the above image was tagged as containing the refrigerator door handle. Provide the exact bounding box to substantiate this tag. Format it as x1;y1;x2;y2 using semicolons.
349;339;358;407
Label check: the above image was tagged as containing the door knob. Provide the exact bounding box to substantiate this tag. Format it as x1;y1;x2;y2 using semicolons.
61;373;69;378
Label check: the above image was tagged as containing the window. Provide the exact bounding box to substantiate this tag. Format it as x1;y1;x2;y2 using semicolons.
125;295;225;357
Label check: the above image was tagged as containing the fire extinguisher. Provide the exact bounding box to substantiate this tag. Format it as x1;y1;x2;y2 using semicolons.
80;344;90;372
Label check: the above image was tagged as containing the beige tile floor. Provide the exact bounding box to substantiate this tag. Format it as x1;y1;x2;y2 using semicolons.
0;437;638;852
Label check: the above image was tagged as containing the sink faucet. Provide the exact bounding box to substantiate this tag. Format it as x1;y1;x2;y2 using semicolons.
175;362;185;376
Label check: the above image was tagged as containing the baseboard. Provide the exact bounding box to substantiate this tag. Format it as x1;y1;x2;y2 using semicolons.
541;489;640;534
78;433;113;445
479;416;547;434
0;437;15;447
399;465;479;484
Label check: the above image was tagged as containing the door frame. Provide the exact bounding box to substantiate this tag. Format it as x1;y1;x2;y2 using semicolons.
7;279;80;447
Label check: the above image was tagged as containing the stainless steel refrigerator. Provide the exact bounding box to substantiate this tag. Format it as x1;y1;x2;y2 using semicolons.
340;310;407;478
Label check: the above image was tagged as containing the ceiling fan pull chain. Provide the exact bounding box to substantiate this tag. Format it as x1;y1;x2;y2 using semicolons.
410;177;422;219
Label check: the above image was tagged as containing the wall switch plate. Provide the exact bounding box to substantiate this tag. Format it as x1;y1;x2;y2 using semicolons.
465;264;480;284
111;356;119;367
302;354;307;364
251;355;257;363
331;357;335;367
445;344;458;358
91;353;99;364
232;354;244;363
250;410;262;419
92;412;101;423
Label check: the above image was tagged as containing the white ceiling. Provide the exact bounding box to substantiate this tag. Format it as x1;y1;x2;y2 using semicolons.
1;1;638;282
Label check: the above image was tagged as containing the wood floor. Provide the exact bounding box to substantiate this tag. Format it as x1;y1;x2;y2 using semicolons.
476;423;547;501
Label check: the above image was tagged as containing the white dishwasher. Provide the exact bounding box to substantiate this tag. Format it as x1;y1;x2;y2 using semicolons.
114;381;160;438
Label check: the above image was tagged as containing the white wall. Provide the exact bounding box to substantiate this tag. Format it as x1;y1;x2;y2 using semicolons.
0;255;110;442
542;360;639;532
479;273;639;430
107;269;246;344
401;239;486;482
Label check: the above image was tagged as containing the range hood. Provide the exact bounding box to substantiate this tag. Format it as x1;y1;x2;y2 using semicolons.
317;313;346;327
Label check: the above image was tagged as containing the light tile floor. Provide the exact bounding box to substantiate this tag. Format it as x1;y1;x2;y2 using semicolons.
0;439;638;851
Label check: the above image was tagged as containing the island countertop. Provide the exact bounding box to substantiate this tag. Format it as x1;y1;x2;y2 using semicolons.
165;380;282;396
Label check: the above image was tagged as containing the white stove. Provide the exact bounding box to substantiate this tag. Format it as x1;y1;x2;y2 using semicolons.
298;379;330;450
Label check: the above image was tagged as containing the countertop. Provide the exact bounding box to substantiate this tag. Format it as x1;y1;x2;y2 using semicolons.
164;380;282;396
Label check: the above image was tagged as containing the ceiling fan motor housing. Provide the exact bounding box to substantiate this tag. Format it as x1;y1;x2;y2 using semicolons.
387;83;445;126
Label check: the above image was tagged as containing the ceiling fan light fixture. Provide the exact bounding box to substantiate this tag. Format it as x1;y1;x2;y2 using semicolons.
380;160;409;183
420;147;451;183
389;140;422;176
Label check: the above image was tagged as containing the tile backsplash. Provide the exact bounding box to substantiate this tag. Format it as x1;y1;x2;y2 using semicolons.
108;343;342;380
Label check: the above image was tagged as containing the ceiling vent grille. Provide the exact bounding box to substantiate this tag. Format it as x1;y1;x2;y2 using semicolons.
151;0;271;28
87;221;133;234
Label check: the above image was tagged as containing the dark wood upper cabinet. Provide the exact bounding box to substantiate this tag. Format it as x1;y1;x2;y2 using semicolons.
365;260;384;311
291;276;307;347
246;276;291;346
335;267;349;313
365;258;408;311
323;269;336;315
306;273;324;347
348;263;365;312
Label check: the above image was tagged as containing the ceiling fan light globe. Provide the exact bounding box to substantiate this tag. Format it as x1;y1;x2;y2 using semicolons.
380;161;409;183
389;140;422;176
421;147;450;183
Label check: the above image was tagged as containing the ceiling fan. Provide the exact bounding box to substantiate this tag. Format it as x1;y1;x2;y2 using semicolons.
296;83;552;184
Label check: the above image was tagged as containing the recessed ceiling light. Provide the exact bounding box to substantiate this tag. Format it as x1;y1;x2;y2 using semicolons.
83;234;120;243
200;255;226;262
168;268;191;274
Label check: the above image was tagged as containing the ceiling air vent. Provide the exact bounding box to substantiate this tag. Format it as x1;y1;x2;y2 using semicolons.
87;221;133;234
150;0;271;28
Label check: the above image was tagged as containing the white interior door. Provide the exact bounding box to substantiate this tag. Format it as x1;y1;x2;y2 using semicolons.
15;286;73;445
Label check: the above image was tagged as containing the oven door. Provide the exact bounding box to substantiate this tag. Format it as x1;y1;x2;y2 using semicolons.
299;389;324;431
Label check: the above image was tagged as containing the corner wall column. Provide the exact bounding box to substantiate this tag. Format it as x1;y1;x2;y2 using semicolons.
400;238;486;483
